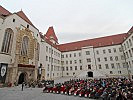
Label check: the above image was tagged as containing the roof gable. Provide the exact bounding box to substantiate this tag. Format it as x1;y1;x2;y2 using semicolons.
45;26;58;43
15;11;38;30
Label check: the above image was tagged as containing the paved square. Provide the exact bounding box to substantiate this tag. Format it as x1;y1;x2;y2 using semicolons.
0;86;94;100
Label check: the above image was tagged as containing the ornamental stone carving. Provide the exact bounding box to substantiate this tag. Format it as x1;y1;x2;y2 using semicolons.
16;27;35;64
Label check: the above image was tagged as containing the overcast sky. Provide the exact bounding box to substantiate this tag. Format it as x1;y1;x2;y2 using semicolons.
0;0;133;44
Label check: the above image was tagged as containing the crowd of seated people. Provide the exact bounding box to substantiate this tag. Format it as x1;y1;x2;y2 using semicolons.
43;78;133;99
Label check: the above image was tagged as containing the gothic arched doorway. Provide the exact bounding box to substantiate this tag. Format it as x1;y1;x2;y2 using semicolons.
18;73;27;84
87;71;93;77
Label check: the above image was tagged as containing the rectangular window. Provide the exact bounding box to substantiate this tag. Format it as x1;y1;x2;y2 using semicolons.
116;63;120;69
79;52;81;56
66;54;68;58
51;65;53;71
61;61;64;65
104;57;107;61
86;51;90;55
129;39;132;46
105;64;109;69
13;18;15;22
119;47;122;52
79;60;82;63
69;54;72;57
1;29;13;54
75;66;77;70
70;66;72;71
111;63;115;69
49;57;51;62
66;67;68;71
123;63;126;68
88;65;91;69
46;56;48;61
118;71;121;74
97;58;100;62
74;53;76;57
87;58;91;62
121;55;124;60
49;48;51;53
124;44;126;50
129;50;132;57
47;64;49;71
61;55;64;58
70;61;72;64
113;48;116;53
66;61;68;64
129;61;131;68
80;66;82;70
74;60;77;64
51;58;53;63
96;50;99;54
126;52;129;58
98;64;102;69
110;56;113;61
66;73;69;75
115;56;118;61
110;71;113;74
126;41;129;48
52;49;53;54
103;50;106;54
108;49;111;53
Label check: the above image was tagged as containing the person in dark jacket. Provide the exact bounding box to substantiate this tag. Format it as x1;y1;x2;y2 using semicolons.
22;82;24;91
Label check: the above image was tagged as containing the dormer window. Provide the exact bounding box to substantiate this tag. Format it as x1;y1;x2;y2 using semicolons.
50;36;54;39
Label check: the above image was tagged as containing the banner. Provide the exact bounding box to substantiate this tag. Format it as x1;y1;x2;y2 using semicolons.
0;63;8;83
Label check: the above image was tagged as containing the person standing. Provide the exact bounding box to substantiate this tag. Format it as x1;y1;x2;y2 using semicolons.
22;82;24;91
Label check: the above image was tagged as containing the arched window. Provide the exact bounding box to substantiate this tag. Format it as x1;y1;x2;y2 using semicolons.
21;36;29;56
1;28;13;54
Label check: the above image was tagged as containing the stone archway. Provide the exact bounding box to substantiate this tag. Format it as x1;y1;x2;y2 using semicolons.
18;72;27;84
87;71;93;77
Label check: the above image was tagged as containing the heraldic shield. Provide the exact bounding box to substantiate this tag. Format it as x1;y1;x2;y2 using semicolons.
0;63;8;83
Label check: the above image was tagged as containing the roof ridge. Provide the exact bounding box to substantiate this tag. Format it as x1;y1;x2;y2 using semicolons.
59;33;127;45
45;26;58;43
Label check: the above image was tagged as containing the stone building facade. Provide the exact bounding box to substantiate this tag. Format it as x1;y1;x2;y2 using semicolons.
0;6;133;84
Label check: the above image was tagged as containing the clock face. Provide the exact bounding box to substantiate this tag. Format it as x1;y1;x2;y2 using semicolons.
1;65;7;77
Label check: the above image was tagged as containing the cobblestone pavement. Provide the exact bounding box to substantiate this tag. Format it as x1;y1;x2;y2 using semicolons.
0;86;95;100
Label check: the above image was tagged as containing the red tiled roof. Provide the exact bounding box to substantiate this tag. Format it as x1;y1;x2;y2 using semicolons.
0;6;11;16
45;26;58;43
16;11;38;30
58;33;128;52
